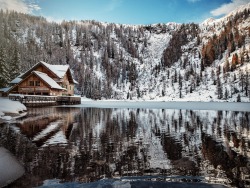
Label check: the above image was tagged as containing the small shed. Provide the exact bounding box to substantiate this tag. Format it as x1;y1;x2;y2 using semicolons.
0;87;12;97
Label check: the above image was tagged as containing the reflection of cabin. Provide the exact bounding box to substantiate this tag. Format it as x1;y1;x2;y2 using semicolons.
9;61;77;96
14;107;80;147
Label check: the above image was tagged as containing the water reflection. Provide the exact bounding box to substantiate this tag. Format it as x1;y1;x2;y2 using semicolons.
0;107;249;187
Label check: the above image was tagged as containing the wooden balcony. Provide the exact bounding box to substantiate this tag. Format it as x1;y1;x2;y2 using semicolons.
19;87;49;92
9;94;81;107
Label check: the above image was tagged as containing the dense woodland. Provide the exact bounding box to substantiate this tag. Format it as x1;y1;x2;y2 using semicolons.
0;7;249;101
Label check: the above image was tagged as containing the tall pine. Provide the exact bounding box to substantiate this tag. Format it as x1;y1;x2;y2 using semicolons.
8;45;21;81
0;46;8;88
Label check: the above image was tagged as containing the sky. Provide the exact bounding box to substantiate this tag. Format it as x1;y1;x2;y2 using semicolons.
0;0;249;24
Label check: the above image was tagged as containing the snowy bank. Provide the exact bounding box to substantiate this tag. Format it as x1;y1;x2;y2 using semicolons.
79;98;250;112
0;97;27;122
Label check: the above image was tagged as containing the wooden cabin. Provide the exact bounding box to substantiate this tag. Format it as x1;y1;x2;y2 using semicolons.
9;61;77;96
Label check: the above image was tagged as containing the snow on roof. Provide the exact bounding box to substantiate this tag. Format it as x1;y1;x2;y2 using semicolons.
40;61;69;78
73;79;78;84
10;73;24;84
33;71;65;90
0;87;12;93
10;77;22;84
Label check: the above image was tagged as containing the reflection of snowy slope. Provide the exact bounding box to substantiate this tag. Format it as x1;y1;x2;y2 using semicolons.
148;135;171;170
33;120;62;141
2;106;249;187
43;130;68;147
109;108;249;175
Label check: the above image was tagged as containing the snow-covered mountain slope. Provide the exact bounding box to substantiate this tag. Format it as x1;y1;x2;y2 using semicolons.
0;3;249;101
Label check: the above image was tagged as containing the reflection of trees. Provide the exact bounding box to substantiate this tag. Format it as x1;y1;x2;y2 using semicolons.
201;110;250;187
201;133;249;187
161;133;182;160
0;107;249;187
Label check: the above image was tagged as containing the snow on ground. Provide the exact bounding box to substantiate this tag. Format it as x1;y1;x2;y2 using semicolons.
79;98;250;112
0;97;27;122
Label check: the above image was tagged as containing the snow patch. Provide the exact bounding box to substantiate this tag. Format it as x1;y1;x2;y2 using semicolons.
0;97;27;122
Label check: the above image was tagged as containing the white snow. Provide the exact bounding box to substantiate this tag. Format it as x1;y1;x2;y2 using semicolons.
81;97;94;101
0;87;12;93
9;73;23;84
40;61;69;79
0;97;27;122
10;77;22;84
78;99;250;112
33;71;65;90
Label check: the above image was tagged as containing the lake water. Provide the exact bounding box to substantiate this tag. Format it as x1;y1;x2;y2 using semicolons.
0;102;250;187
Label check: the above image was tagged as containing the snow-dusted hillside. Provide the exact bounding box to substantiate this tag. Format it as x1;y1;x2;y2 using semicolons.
0;3;249;101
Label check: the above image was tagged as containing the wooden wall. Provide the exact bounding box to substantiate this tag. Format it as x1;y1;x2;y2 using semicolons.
18;74;63;96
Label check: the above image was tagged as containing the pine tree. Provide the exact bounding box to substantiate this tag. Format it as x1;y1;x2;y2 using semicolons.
201;61;204;72
237;94;241;102
224;60;230;73
174;69;177;83
137;88;140;99
178;71;182;98
231;54;238;71
0;46;8;88
224;88;228;99
127;92;130;99
217;77;223;99
8;45;21;81
245;69;249;97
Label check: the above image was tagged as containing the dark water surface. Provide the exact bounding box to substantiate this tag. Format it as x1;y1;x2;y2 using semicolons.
0;106;250;187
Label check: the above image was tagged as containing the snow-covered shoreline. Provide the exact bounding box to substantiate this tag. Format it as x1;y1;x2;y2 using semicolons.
78;98;250;112
0;97;27;123
1;96;249;124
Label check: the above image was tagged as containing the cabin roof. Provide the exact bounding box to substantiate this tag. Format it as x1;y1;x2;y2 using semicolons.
10;74;23;84
40;61;69;79
0;87;12;93
21;61;70;80
33;71;66;90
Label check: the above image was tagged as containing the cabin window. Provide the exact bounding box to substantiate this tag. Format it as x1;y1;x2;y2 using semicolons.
35;81;40;86
29;81;34;86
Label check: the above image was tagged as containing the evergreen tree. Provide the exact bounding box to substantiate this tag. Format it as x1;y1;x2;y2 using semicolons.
201;61;204;72
237;94;241;102
8;45;21;81
0;46;8;88
224;88;228;99
245;70;249;97
127;92;130;99
162;89;165;97
136;88;141;99
128;62;137;88
174;69;177;83
231;54;238;71
224;60;230;73
217;77;223;99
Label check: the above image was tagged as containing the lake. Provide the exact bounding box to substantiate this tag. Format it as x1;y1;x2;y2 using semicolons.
0;102;250;187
